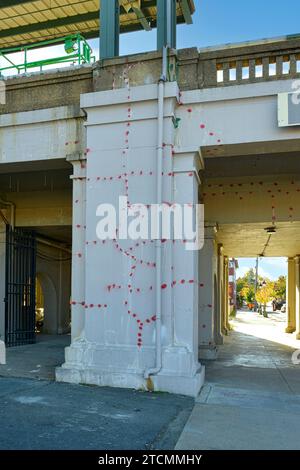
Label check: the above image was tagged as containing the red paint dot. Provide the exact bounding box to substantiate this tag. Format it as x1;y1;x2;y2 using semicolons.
161;284;167;290
200;124;205;129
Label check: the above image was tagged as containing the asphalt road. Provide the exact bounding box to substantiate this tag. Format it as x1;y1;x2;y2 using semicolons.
0;376;193;450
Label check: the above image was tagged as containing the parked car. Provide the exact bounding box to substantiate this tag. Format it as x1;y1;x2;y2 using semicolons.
273;300;284;311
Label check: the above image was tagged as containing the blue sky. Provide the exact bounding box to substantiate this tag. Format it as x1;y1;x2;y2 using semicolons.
99;0;300;56
236;258;287;281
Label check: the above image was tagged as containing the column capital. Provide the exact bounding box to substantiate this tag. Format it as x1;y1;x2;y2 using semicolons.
204;223;218;240
173;147;204;173
66;151;87;163
67;152;87;180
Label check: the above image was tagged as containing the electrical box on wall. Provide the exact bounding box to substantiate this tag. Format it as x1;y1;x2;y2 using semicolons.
278;92;300;127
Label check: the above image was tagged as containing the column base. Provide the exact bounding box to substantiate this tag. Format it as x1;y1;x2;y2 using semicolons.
56;340;205;398
215;333;224;346
286;326;296;334
199;344;218;360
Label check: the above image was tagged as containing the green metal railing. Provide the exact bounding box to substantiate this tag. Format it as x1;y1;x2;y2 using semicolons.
0;34;95;77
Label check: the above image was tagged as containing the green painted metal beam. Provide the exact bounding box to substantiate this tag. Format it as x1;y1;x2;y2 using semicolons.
179;0;193;24
0;11;99;39
100;0;120;60
131;6;152;32
157;0;177;49
0;0;32;7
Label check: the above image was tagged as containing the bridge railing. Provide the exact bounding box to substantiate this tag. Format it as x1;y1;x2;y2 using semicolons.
0;34;95;78
197;36;300;88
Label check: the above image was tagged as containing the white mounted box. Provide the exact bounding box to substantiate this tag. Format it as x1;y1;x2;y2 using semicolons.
278;92;300;127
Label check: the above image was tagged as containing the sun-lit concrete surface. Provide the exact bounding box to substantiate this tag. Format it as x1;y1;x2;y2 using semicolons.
176;310;300;450
229;309;300;361
0;335;70;381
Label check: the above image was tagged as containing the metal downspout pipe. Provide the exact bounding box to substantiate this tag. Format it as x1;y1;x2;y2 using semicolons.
144;46;168;383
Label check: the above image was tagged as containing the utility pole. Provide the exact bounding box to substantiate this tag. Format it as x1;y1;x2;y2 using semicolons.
254;256;259;312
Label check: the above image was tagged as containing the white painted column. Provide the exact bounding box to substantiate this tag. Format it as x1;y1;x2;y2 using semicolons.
295;256;300;340
286;257;296;334
0;222;6;342
215;244;224;345
69;154;87;341
56;84;205;397
199;224;218;359
224;256;230;334
169;149;205;394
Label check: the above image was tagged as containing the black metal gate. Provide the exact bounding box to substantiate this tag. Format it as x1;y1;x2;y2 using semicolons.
5;226;36;347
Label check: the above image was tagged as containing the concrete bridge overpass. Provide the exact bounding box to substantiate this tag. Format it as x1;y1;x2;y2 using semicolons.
1;35;300;394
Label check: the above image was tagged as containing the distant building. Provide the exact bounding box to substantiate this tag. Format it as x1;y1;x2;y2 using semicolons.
229;259;239;311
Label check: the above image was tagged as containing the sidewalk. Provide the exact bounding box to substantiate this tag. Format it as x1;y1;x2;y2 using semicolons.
176;310;300;450
0;334;70;380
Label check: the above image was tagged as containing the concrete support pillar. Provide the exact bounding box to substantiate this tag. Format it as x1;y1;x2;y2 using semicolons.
215;244;224;345
69;154;87;341
0;221;6;341
157;0;177;49
57;249;72;335
100;0;120;60
286;257;296;334
56;83;205;397
224;256;230;333
199;224;218;359
295;256;300;340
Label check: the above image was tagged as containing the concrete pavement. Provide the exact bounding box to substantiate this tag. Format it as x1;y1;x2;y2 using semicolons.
176;310;300;450
0;334;70;381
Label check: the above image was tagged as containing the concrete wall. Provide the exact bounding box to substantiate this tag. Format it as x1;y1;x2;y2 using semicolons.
177;80;300;156
0;106;85;166
1;67;93;114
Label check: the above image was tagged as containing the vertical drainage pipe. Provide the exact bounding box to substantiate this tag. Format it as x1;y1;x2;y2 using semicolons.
144;46;168;385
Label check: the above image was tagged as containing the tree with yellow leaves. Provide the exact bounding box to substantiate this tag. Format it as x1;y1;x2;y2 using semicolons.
255;281;275;318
